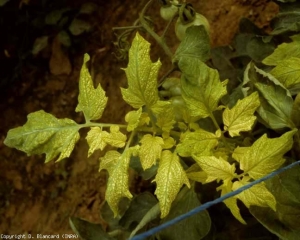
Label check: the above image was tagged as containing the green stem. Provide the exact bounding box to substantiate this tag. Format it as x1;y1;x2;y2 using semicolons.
209;113;220;131
79;122;127;129
139;0;173;59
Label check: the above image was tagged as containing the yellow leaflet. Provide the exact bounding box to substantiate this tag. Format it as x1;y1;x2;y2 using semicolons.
193;156;236;183
218;182;246;224
186;171;207;183
232;130;296;180
232;179;276;211
121;33;161;108
102;149;134;217
4;110;80;163
139;113;150;126
263;34;300;66
270;57;300;95
102;126;127;148
223;92;260;137
162;136;176;149
76;54;108;121
178;57;227;118
139;134;164;170
154;150;190;218
125;108;142;131
151;101;176;133
86;127;109;157
176;129;218;157
99;150;120;172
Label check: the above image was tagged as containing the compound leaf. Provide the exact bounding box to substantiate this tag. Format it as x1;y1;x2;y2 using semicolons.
232;130;296;180
232;180;276;211
4;110;80;163
154;150;190;218
139;134;164;170
76;54;108;121
193;156;236;183
86;127;109;157
263;34;300;66
176;129;219;157
179;57;227;118
121;33;161;108
102;149;134;217
270;57;300;95
223;92;260;137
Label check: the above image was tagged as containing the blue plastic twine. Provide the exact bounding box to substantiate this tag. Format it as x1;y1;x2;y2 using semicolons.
130;160;300;240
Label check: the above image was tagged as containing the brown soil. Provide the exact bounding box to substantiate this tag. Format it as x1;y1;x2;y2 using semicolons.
0;0;278;236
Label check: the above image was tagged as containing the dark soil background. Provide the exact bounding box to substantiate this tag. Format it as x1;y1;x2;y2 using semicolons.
0;0;278;235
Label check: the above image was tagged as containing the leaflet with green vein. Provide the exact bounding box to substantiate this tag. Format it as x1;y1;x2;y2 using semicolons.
76;54;107;122
223;91;260;137
121;32;161;109
4;110;80;163
178;57;227;118
154;150;190;218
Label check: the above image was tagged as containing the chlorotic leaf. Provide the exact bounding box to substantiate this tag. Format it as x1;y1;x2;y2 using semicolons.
151;101;175;133
139;134;164;170
193;156;236;183
232;180;276;211
270;57;300;95
86;127;109;157
162;137;176;149
179;57;227;118
4;110;80;163
99;150;120;172
232;130;296;180
223;92;260;137
176;129;219;157
218;182;246;224
103;126;127;148
186;171;207;183
154;150;190;218
121;32;161;108
76;54;108;121
104;149;134;217
292;93;300;127
263;34;300;66
125;108;142;131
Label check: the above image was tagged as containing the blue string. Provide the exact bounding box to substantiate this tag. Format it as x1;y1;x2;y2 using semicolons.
130;160;300;240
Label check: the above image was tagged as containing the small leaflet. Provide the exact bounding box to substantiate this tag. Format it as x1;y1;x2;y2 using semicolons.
232;179;276;211
151;101;176;133
263;34;300;66
193;156;236;183
121;33;161;109
99;150;120;172
102;126;127;148
223;92;260;137
232;130;296;180
86;127;109;157
176;129;219;157
154;150;190;218
178;57;227;118
270;57;300;95
103;149;134;217
125;108;142;132
139;134;164;170
76;54;108;121
4;110;80;163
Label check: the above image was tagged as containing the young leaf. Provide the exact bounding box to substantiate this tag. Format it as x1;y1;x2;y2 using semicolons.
193;156;236;183
263;34;300;66
179;57;227;118
102;126;127;148
232;180;276;211
76;54;108;121
232;130;296;180
270;57;300;95
173;25;210;63
154;150;190;218
102;149;134;217
245;64;295;129
176;129;219;157
151;101;176;133
218;182;246;224
125;108;142;131
99;150;120;172
139;134;164;170
223;92;260;137
86;127;109;157
121;32;161;108
4;110;80;163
